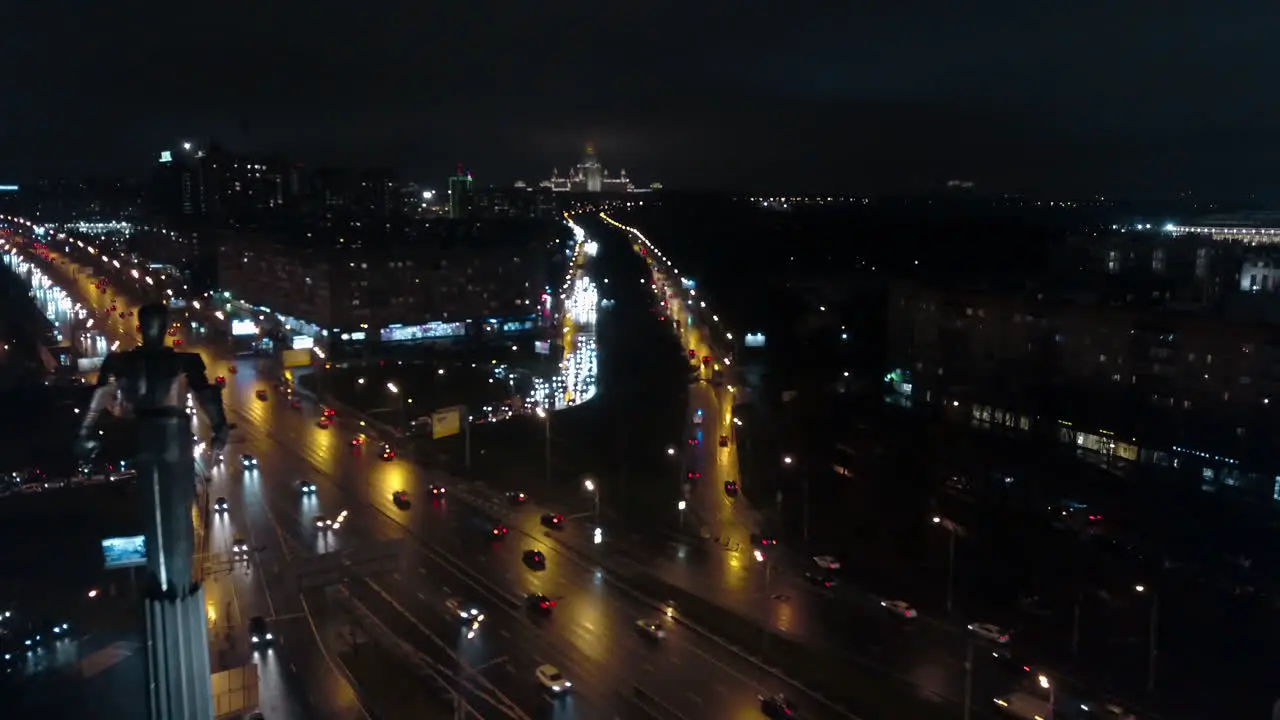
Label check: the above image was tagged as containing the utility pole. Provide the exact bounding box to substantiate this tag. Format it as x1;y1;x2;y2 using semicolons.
963;639;973;720
1071;590;1081;657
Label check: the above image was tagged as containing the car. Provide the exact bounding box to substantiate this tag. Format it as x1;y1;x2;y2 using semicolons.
173;338;183;346
687;436;700;446
228;365;238;374
213;497;229;513
506;490;528;504
350;436;364;447
804;569;837;587
255;389;268;401
315;511;348;531
248;616;274;648
490;524;508;539
232;538;249;556
299;481;317;494
380;446;395;461
968;622;1010;644
882;600;918;618
526;593;555;614
759;693;798;718
719;434;730;448
535;664;571;694
687;471;701;480
692;409;703;424
634;619;666;640
392;490;410;507
523;549;546;568
813;555;841;570
428;484;446;497
316;418;331;429
289;398;301;409
751;532;779;546
723;480;739;496
322;407;336;418
445;597;485;623
240;454;258;469
214;376;225;386
540;513;564;528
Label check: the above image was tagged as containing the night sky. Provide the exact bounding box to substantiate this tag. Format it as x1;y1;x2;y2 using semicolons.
2;2;1276;196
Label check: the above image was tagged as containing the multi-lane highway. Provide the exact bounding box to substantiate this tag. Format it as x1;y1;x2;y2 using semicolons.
589;213;1134;718
15;213;1150;719
23;232;865;720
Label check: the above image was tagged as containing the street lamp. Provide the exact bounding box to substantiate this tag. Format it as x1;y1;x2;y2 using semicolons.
386;382;406;432
753;549;772;657
1038;674;1054;720
535;407;551;485
677;500;687;529
583;478;600;525
782;455;808;541
932;516;959;614
1135;584;1159;691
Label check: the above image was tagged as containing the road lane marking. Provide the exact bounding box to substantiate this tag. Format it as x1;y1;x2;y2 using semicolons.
418;566;427;574
643;663;655;672
500;629;511;638
687;692;703;703
417;592;426;600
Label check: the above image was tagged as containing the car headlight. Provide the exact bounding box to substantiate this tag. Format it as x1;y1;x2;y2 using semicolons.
251;635;260;643
265;633;273;640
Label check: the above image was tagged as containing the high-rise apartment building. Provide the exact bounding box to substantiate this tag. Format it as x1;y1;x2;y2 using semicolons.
448;166;474;219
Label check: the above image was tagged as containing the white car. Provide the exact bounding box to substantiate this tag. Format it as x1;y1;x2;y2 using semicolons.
692;409;703;424
445;598;484;623
535;664;572;693
231;538;249;556
813;555;841;570
881;600;918;618
968;622;1010;643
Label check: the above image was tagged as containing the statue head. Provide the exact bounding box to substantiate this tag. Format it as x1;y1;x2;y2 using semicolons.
138;302;169;349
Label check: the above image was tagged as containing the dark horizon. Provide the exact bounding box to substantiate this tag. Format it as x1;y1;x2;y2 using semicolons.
3;3;1279;199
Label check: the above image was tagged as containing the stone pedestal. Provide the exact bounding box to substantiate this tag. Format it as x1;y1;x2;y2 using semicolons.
144;583;214;720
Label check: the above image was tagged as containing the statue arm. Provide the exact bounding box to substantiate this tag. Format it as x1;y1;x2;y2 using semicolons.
75;353;121;458
184;354;229;450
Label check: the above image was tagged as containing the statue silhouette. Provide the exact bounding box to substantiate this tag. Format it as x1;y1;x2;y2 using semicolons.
75;302;229;594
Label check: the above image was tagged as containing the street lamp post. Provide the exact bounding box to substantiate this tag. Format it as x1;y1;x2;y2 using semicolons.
386;382;406;434
963;639;973;720
1135;584;1159;691
1038;674;1054;720
677;500;687;530
535;407;551;485
583;478;600;525
932;516;957;614
753;549;771;659
782;454;808;542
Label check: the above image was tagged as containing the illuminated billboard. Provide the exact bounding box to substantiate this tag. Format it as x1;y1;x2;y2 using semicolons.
231;320;259;336
380;321;466;343
101;535;147;569
291;335;314;350
281;348;311;368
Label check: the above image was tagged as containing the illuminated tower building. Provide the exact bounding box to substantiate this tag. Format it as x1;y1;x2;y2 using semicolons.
448;165;473;219
580;143;603;193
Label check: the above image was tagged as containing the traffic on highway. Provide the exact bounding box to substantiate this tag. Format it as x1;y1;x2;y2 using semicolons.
6;220;862;719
